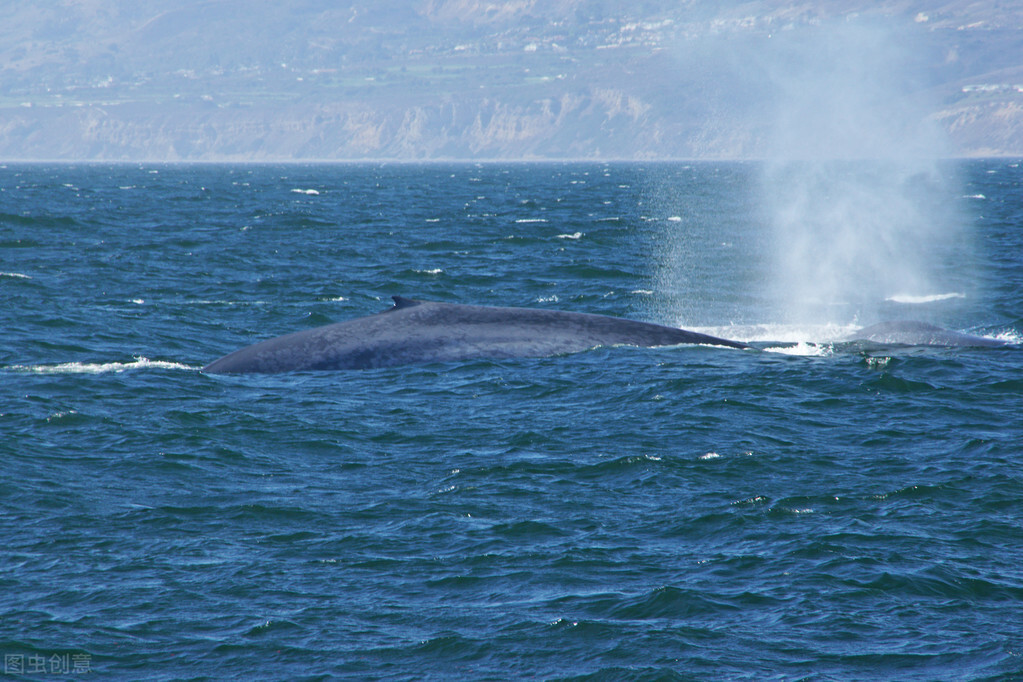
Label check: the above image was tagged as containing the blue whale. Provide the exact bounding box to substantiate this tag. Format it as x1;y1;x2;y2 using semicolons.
848;321;1007;348
202;296;749;374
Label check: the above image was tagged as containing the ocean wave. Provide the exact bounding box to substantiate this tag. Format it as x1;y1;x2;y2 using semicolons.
7;357;196;374
698;322;857;347
762;341;835;357
886;292;966;304
993;328;1022;345
181;299;272;306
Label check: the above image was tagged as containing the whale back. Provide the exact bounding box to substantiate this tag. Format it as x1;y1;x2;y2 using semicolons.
850;321;1006;348
202;297;747;374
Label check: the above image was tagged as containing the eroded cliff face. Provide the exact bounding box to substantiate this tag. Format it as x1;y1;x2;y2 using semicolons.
6;88;1019;161
0;90;718;161
933;100;1023;158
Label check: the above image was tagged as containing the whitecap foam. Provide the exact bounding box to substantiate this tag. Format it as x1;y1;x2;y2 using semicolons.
557;232;583;239
676;322;856;356
0;272;31;279
698;320;1013;352
886;292;966;304
514;218;547;224
414;268;443;275
8;357;196;374
290;188;320;195
993;329;1022;345
865;356;891;370
693;322;856;347
762;341;834;357
184;299;271;306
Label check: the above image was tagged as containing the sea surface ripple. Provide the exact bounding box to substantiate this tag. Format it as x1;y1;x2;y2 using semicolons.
1;162;1021;680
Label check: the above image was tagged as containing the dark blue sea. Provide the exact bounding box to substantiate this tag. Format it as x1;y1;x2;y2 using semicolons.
2;161;1021;680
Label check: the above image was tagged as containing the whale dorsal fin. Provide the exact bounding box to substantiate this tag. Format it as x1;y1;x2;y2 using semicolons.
392;296;424;309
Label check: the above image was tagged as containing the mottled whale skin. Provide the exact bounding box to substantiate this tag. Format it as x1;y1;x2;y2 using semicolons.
202;296;748;374
849;321;1007;348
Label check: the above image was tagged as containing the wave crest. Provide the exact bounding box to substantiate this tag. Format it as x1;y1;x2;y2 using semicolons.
7;358;196;374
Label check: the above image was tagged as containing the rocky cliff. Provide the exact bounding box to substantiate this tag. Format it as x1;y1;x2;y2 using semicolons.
1;0;1020;160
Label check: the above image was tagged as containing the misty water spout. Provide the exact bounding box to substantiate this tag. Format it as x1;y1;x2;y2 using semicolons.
756;19;970;325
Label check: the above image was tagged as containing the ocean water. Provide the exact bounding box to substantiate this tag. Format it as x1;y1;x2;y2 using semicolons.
1;161;1021;680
